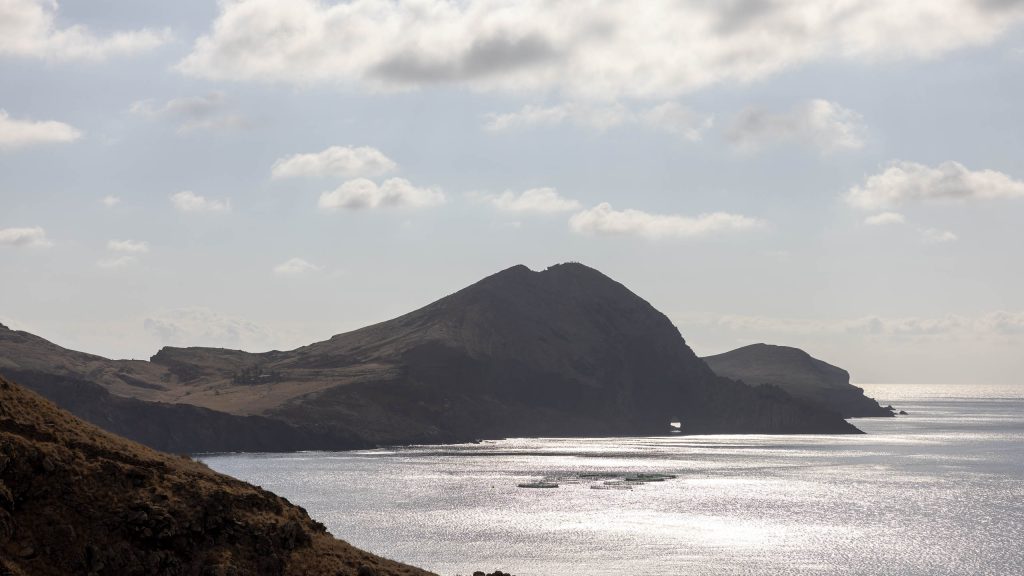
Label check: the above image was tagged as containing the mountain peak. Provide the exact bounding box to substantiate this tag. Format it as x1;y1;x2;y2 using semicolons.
731;343;814;360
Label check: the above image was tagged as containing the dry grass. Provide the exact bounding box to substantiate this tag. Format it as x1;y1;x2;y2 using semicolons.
0;375;434;576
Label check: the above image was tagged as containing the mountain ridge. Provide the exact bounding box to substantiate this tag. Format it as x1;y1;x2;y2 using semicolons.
0;263;861;452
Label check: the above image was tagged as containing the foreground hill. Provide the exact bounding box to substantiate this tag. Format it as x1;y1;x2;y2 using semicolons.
0;375;430;576
703;343;893;418
0;264;859;452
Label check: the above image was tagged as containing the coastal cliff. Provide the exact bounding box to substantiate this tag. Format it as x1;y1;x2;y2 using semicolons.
0;264;859;453
703;343;893;418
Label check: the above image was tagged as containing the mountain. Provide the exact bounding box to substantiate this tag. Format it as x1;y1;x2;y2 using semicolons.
703;343;893;418
0;374;430;576
0;264;859;452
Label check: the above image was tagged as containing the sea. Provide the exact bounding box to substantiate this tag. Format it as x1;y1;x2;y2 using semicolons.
201;384;1024;576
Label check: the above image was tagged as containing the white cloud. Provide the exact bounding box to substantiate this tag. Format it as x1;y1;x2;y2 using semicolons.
97;255;137;269
728;99;866;153
569;203;763;239
485;102;633;132
484;104;571;131
273;257;322;276
701;310;1024;339
639;102;714;141
484;101;711;140
178;0;1024;99
0;0;170;61
0;226;51;247
864;212;906;226
170;190;231;213
107;239;149;253
271;145;397;179
921;228;959;244
142;308;281;351
845;161;1024;210
318;178;444;211
100;195;121;207
130;92;247;134
488;187;581;214
0;109;81;150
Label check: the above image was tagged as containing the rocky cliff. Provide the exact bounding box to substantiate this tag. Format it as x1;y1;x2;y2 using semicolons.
0;375;431;576
703;343;893;418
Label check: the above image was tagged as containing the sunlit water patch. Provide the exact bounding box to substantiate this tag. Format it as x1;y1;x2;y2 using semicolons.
202;384;1024;575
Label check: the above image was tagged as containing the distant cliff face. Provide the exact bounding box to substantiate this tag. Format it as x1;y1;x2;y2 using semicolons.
703;343;893;418
0;264;860;453
0;376;430;576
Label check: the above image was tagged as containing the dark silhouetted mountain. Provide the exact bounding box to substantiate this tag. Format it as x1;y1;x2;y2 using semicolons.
0;375;431;576
0;264;859;452
703;343;893;418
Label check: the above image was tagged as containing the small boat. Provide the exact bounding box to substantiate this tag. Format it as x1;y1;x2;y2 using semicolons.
517;481;559;489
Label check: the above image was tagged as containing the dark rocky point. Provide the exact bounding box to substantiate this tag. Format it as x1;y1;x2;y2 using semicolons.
703;343;893;418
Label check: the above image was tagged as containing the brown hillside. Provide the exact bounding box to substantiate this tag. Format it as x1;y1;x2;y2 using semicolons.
0;375;432;576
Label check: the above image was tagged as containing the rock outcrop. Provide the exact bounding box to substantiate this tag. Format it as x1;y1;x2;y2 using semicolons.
703;343;893;418
0;375;431;576
0;264;860;453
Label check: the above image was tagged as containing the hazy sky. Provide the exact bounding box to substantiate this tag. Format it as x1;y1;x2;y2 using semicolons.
2;0;1023;384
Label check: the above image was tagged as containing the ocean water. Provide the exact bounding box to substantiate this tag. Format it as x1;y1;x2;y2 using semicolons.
202;384;1024;576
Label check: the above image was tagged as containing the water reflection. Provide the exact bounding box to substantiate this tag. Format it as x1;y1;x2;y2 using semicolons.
203;384;1024;576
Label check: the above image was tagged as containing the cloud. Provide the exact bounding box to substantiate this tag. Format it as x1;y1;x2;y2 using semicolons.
170;190;231;213
864;212;906;226
273;257;322;276
845;161;1024;210
638;102;714;141
96;255;137;269
921;228;959;244
0;109;81;150
569;203;763;239
0;0;170;61
100;195;121;207
177;0;1024;99
98;239;148;268
487;187;581;214
107;239;149;253
0;226;51;247
130;92;247;134
271;145;397;179
702;310;1024;339
484;104;572;131
727;99;866;153
142;308;280;351
484;101;711;140
484;102;631;132
318;178;444;211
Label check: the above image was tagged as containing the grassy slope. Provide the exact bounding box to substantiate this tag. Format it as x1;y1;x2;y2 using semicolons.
0;375;432;576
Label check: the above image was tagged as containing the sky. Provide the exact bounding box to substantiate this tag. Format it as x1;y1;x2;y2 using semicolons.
1;0;1023;385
